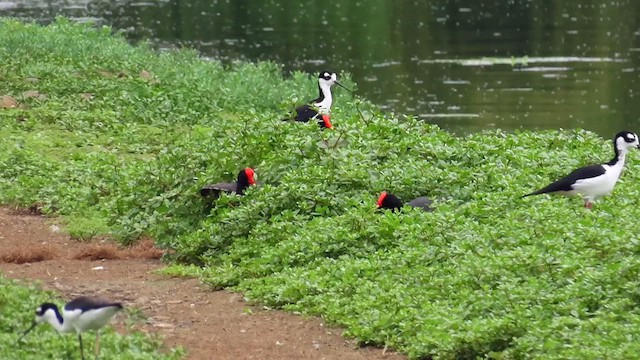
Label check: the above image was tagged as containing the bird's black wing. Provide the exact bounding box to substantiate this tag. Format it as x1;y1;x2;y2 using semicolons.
64;297;123;312
200;182;238;198
407;196;434;212
523;164;605;197
294;104;320;122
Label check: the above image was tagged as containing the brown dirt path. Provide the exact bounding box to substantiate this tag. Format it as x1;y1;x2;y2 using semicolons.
0;208;405;360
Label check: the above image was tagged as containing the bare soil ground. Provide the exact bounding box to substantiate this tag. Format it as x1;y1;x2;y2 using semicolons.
0;208;405;360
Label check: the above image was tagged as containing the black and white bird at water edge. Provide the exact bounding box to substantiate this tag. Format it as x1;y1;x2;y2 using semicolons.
284;71;351;129
522;131;640;209
18;296;123;360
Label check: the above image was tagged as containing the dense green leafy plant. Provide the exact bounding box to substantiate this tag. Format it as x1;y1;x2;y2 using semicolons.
2;18;640;359
0;276;183;359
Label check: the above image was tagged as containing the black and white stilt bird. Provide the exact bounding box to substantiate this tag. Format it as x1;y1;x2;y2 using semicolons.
200;167;257;198
522;131;640;209
18;296;123;360
376;191;434;212
285;71;351;129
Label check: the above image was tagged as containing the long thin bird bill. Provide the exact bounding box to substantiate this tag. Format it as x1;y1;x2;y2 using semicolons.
334;81;353;92
16;322;38;344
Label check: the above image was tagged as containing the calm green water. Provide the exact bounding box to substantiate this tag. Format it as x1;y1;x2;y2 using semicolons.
2;0;640;136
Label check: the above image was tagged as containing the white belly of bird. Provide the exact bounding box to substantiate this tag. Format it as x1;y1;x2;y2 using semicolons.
64;306;121;332
572;166;621;200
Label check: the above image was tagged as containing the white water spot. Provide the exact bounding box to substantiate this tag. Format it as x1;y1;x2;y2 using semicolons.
542;73;567;78
418;56;626;66
501;88;534;92
516;67;571;72
224;38;240;45
0;2;16;10
419;113;480;118
62;5;87;10
70;17;103;24
372;61;401;68
305;59;326;65
443;79;470;85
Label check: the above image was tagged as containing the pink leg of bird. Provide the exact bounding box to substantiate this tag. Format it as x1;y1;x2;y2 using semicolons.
95;331;101;357
321;114;333;129
584;201;593;209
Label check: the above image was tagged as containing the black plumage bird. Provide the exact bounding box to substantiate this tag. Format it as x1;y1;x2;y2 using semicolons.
522;131;640;208
200;167;257;199
285;71;350;129
376;191;434;212
18;296;123;360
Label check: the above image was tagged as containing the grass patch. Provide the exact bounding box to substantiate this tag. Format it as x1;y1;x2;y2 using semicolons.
63;214;111;241
0;276;183;359
3;18;640;359
157;264;204;279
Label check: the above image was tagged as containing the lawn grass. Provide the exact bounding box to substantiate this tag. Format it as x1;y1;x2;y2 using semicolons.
2;18;640;359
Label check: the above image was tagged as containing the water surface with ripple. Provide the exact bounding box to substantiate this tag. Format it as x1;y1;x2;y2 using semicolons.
3;0;640;136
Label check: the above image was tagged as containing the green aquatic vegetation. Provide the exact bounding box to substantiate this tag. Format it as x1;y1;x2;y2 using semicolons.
2;18;640;359
0;277;183;359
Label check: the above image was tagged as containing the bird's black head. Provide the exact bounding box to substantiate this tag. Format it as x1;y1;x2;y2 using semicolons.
236;167;257;195
17;302;61;344
318;71;335;81
376;191;404;212
34;302;62;324
317;71;351;92
35;303;58;317
614;131;640;152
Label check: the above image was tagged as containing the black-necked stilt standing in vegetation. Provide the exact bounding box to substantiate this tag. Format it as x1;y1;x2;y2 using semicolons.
522;131;640;209
285;71;351;129
200;167;257;198
19;296;123;360
376;191;434;212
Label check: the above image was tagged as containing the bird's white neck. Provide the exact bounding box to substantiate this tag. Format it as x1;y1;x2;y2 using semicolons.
43;308;75;333
607;151;627;180
314;83;333;114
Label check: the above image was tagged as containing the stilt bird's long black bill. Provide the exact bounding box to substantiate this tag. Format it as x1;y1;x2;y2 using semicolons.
335;81;352;92
16;322;38;344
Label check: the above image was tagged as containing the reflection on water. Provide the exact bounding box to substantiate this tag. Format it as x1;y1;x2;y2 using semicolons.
2;0;640;136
